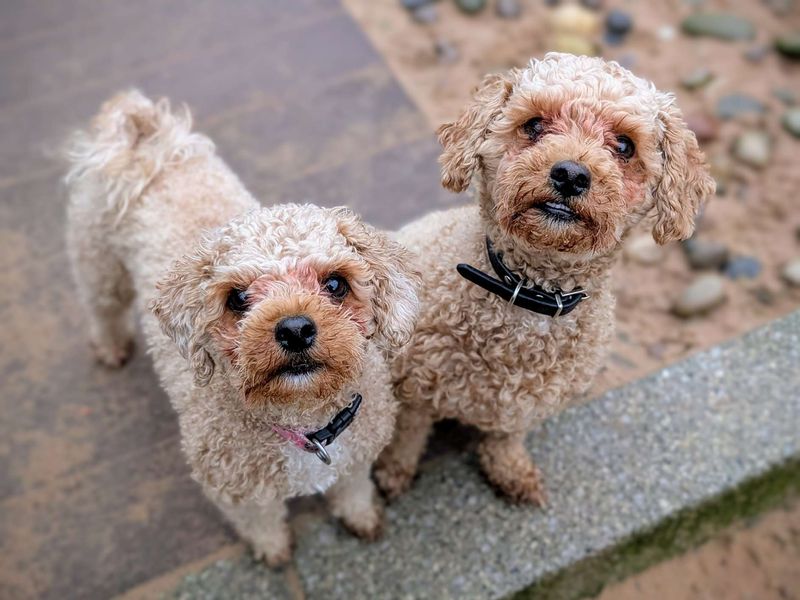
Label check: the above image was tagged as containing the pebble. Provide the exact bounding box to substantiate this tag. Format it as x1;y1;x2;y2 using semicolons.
681;13;755;41
732;130;771;169
782;258;800;286
604;9;633;45
685;112;719;143
724;255;762;279
765;0;794;16
624;234;664;265
550;3;599;36
682;238;730;270
657;25;676;41
455;0;486;14
773;87;796;106
580;0;603;10
781;108;800;138
743;44;770;63
716;93;766;120
434;38;459;64
775;31;800;58
672;274;727;317
412;3;438;23
401;0;433;9
552;34;598;56
751;285;775;306
496;0;521;19
681;68;713;90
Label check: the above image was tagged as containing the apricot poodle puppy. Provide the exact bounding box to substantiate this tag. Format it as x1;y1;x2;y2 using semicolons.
375;53;715;504
65;91;419;565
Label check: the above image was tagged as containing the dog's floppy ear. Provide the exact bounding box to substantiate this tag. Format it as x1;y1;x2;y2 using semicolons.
150;246;217;387
334;208;420;348
651;95;716;245
437;70;518;193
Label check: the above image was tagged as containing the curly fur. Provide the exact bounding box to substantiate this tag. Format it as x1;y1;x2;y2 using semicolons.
64;90;420;565
375;54;715;504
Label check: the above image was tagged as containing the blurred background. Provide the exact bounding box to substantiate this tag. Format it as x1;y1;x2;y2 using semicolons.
1;0;798;598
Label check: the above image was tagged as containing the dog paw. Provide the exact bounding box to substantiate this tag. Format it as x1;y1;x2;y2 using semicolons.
90;338;134;368
373;461;414;501
252;539;293;569
489;465;548;507
339;502;384;542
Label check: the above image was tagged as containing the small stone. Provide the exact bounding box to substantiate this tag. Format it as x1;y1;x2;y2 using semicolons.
672;274;727;317
657;25;676;41
604;9;633;45
681;68;714;90
580;0;603;10
775;31;800;58
455;0;486;14
434;38;459;63
733;130;772;169
682;238;730;270
412;3;438;23
724;255;762;279
765;0;794;17
624;234;664;265
681;13;755;41
750;285;775;306
782;258;800;286
401;0;434;9
781;108;800;138
551;34;598;56
773;87;796;106
716;93;766;120
743;44;770;63
685;113;719;143
550;3;600;36
496;0;521;19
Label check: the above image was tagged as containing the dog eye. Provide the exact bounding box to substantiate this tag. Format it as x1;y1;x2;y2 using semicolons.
226;288;249;313
522;117;545;142
322;274;349;301
614;135;635;160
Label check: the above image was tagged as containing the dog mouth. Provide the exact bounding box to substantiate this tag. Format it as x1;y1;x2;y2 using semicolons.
535;200;579;222
270;359;323;381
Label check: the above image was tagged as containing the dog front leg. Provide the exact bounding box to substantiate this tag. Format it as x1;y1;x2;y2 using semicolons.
216;496;292;567
478;431;547;506
373;407;434;500
326;462;384;541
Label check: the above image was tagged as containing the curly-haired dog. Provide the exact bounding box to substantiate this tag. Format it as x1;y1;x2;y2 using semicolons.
65;91;419;565
375;53;715;504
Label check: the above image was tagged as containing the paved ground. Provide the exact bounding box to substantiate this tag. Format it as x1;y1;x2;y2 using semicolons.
0;2;456;599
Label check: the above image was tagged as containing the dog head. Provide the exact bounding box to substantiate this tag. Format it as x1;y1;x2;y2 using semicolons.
151;204;419;417
438;53;715;259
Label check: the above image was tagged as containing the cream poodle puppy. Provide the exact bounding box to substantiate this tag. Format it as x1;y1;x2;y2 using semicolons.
375;53;715;504
65;91;419;565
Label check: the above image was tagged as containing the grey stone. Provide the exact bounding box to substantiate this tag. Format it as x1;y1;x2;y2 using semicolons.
682;238;730;270
775;31;800;58
401;0;434;9
724;255;762;280
774;87;797;106
496;0;522;19
681;67;714;90
743;44;770;63
672;274;727;317
412;3;438;24
781;108;800;138
169;558;290;600
580;0;603;9
685;112;718;143
455;0;486;14
604;9;632;44
434;38;459;64
681;12;755;41
716;93;766;120
733;130;772;169
782;257;800;286
765;0;794;16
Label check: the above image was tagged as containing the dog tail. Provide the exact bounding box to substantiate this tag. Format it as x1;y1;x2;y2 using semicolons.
64;89;214;222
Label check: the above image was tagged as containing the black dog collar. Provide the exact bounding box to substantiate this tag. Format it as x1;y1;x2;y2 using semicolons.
304;393;363;465
456;239;588;317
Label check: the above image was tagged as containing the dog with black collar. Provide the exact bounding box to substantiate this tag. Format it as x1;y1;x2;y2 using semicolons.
375;54;714;504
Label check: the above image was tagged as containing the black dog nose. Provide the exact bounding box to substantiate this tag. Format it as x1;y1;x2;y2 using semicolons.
275;316;317;353
550;160;591;198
